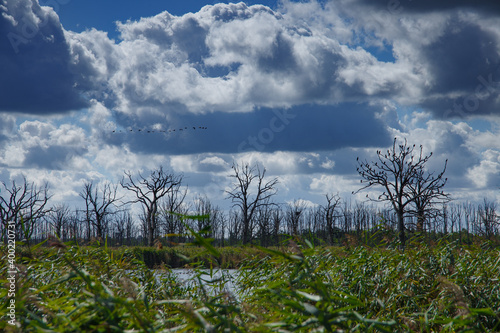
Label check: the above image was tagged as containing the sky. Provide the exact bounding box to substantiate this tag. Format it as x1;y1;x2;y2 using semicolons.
1;0;499;213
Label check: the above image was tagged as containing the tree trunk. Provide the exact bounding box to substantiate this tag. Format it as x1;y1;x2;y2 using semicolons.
398;209;405;249
147;211;154;246
416;207;425;233
242;215;250;245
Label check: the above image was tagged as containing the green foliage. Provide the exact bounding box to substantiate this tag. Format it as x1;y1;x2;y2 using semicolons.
238;241;500;332
1;235;499;332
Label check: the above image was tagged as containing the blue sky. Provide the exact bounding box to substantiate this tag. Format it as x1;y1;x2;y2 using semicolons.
1;0;499;213
57;0;278;38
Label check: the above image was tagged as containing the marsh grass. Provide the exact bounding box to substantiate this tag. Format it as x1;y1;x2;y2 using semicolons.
237;240;500;332
1;236;499;332
118;245;268;269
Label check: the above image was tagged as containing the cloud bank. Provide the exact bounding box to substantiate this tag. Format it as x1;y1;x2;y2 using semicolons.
0;0;499;209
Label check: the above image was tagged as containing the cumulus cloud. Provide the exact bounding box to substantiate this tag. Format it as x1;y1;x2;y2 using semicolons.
0;119;89;170
59;1;431;119
5;0;500;120
467;149;500;188
1;0;499;211
0;0;89;113
334;0;500;118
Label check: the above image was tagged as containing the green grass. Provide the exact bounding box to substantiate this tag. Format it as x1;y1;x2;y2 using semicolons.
1;240;499;332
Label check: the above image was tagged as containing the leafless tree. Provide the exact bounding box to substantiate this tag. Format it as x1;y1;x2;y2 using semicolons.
285;200;306;237
192;195;213;236
256;205;273;246
121;167;183;246
226;162;279;244
160;183;187;244
0;177;51;243
193;197;226;246
80;181;121;241
353;202;369;238
47;203;71;239
322;193;341;244
228;210;241;245
112;210;135;246
271;208;283;245
407;160;450;232
355;138;448;249
477;199;498;238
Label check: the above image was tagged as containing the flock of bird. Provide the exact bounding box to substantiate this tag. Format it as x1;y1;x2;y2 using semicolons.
111;126;208;134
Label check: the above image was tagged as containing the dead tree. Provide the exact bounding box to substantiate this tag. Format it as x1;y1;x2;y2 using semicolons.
323;193;342;245
477;199;498;238
192;196;225;245
47;204;71;240
0;177;51;244
256;205;273;246
408;161;449;232
226;162;278;244
272;208;283;245
79;181;121;241
286;200;306;237
355;138;448;249
160;183;187;244
121;167;183;246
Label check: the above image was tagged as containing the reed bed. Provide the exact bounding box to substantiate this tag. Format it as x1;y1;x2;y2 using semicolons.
1;240;499;332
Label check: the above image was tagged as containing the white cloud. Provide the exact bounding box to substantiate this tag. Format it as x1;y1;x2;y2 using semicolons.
310;174;357;196
320;158;335;169
1;0;499;214
200;156;228;167
466;149;500;188
286;198;319;208
61;2;441;117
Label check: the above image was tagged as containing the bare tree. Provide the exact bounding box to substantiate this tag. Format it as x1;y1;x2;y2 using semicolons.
271;208;283;245
192;195;214;236
322;193;341;245
47;204;71;239
477;199;498;238
80;181;120;241
228;210;241;245
190;196;226;246
112;210;134;246
408;161;450;232
160;183;187;244
285;200;306;237
226;162;279;244
121;167;183;246
192;197;225;246
256;205;273;246
355;138;448;249
0;177;51;243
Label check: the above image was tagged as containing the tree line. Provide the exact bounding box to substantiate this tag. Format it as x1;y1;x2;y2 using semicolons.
1;139;499;247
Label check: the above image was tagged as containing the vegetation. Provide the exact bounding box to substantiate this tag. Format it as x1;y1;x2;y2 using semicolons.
0;139;498;247
0;138;499;330
1;237;500;332
355;138;449;249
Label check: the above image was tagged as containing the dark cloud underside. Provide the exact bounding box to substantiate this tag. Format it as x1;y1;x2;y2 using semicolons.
0;0;89;114
105;103;392;154
353;0;500;14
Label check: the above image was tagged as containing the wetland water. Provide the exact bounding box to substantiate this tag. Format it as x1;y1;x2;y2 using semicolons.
157;269;242;298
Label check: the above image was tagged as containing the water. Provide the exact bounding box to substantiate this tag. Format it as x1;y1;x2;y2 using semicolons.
156;268;241;299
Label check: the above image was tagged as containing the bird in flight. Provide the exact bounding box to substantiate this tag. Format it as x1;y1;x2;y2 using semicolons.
111;126;208;133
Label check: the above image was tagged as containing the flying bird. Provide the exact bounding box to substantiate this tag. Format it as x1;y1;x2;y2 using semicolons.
110;125;208;135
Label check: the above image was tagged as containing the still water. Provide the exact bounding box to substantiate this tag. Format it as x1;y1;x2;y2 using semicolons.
156;268;242;298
